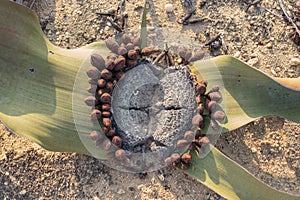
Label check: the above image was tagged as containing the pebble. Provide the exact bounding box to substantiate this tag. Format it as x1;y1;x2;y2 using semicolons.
233;51;241;58
251;147;257;153
266;42;273;49
290;57;300;66
19;190;27;195
165;4;174;13
250;53;258;58
275;67;281;73
271;68;277;76
104;26;110;31
117;189;126;194
247;58;259;66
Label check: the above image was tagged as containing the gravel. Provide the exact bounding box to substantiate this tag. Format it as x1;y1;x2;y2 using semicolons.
2;0;300;199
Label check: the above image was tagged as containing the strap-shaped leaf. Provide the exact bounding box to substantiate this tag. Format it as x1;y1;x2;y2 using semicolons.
0;1;110;157
0;1;299;199
1;0;299;156
182;146;300;200
191;56;300;134
141;0;147;48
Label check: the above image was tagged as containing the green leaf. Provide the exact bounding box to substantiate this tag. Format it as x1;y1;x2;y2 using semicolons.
1;1;299;199
190;56;300;134
140;0;147;49
0;1;110;158
181;146;300;200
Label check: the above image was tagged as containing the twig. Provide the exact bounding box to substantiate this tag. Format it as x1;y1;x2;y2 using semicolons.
107;17;122;32
186;17;211;24
278;0;300;38
177;8;196;25
204;33;221;46
29;0;36;9
96;12;115;17
264;8;282;18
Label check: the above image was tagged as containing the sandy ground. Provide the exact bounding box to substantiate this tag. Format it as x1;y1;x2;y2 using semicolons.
1;0;300;199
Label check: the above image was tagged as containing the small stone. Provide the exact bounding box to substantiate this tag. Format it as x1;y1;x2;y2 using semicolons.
291;57;300;66
250;53;258;58
117;189;126;195
266;42;273;49
233;51;241;58
165;4;174;13
247;58;259;66
251;147;257;153
271;68;277;76
19;190;27;195
275;67;281;73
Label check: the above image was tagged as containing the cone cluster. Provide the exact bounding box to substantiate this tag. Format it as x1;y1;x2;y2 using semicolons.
164;80;227;169
83;34;226;170
84;34;156;151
